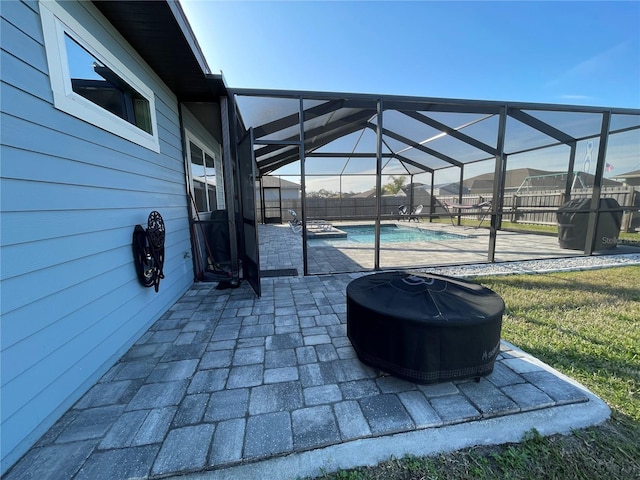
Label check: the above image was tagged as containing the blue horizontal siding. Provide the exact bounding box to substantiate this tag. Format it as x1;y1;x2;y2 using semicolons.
0;49;52;102
2;85;183;175
1;216;189;281
1;176;186;211
2;261;189;460
2;146;186;196
1;219;191;318
0;206;188;246
1;16;48;73
0;0;204;473
1;0;39;24
0;231;192;351
2;256;190;415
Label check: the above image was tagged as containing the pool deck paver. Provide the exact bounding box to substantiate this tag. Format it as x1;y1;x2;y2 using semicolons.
266;221;640;275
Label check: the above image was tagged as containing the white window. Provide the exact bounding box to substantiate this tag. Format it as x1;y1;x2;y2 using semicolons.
40;1;159;151
186;132;225;214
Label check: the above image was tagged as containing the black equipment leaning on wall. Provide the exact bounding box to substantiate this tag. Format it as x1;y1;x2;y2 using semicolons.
132;211;165;292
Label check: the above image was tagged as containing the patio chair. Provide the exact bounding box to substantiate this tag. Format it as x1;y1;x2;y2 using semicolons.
443;200;492;228
408;204;423;222
288;209;332;234
398;205;409;221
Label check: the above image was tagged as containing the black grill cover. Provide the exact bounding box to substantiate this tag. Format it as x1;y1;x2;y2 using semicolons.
557;198;622;250
347;272;504;384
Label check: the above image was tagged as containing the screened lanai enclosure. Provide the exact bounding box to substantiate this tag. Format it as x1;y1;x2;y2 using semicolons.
223;89;640;287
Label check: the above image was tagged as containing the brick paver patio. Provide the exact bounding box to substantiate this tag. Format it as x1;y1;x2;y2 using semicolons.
6;273;598;480
5;222;625;479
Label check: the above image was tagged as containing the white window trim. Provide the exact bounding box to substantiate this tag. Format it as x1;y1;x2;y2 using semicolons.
39;0;160;152
214;153;225;209
185;130;225;213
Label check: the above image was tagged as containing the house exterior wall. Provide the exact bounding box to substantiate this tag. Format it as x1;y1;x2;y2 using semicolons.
260;176;300;201
0;0;196;472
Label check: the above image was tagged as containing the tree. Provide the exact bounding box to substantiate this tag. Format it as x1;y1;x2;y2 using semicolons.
307;188;338;198
383;175;407;195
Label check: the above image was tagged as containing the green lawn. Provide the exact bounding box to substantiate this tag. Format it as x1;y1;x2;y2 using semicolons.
429;217;639;241
308;266;640;480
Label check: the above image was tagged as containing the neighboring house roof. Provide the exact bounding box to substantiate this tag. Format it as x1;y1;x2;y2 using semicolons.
402;182;469;194
350;188;376;198
432;183;470;195
93;1;226;101
464;168;549;191
351;188;406;198
613;169;640;179
463;168;622;192
351;188;377;198
260;176;300;188
401;183;427;193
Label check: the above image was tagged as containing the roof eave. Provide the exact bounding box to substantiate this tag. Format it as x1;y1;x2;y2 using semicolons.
93;0;227;102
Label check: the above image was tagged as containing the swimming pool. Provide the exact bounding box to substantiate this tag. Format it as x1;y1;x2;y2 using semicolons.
308;224;468;245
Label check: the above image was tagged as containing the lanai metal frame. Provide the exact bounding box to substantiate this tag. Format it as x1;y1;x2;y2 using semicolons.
227;88;640;276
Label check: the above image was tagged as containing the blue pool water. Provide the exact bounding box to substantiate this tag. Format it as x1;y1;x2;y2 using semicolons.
308;224;468;245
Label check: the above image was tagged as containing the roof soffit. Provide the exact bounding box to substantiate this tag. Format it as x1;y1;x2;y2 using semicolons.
92;0;225;101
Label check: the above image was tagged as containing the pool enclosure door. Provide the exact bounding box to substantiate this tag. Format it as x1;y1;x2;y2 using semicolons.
237;129;261;296
262;187;282;224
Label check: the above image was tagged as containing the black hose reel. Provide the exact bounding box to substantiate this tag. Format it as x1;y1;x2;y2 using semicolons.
132;211;165;292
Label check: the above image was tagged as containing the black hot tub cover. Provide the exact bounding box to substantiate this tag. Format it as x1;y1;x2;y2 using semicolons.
347;272;505;384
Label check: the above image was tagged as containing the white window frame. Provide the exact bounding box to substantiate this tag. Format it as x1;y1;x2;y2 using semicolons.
185;130;225;214
39;0;160;152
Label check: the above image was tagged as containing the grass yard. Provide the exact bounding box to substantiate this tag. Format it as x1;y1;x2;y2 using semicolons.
308;266;640;480
430;217;639;243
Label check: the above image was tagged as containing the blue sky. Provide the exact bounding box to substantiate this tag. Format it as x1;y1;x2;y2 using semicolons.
180;1;640;109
